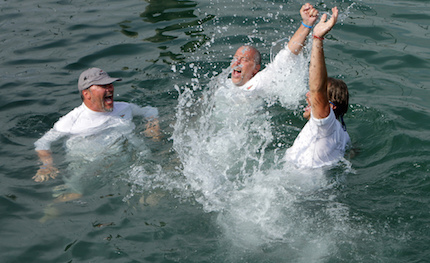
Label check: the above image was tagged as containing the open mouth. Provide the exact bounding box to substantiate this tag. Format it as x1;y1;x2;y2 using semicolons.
232;66;242;78
104;94;113;104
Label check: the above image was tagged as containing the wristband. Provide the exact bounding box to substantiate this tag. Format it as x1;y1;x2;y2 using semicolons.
302;22;312;29
313;35;324;40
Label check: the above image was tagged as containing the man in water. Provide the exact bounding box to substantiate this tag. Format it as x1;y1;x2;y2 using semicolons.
33;68;160;184
285;7;351;168
230;3;319;90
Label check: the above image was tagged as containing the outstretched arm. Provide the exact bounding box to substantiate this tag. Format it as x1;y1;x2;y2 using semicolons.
288;3;319;55
309;7;338;119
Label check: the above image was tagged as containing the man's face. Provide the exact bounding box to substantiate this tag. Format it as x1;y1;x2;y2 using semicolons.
231;46;260;86
84;83;115;112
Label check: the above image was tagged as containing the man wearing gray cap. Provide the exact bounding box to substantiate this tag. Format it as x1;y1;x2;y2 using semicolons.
33;68;160;184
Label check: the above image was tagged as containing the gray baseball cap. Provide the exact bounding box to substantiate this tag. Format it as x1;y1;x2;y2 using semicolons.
78;68;122;91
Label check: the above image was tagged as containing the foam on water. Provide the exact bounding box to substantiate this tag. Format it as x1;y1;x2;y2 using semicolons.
56;119;153;196
165;42;360;259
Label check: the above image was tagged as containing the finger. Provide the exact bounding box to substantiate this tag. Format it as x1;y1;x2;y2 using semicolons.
332;6;339;15
41;174;48;182
50;169;59;179
310;9;319;17
300;5;307;12
332;7;339;21
329;8;339;26
319;13;328;24
33;174;45;182
302;3;311;11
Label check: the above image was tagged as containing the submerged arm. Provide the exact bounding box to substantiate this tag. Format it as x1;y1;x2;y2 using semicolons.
33;150;59;182
33;128;64;182
143;118;161;141
131;104;162;141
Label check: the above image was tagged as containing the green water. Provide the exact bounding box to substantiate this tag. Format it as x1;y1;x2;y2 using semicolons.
1;0;430;262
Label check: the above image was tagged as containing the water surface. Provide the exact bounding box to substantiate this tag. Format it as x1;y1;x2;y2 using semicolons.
1;0;430;262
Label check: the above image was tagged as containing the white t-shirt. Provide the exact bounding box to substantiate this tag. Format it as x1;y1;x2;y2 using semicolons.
234;48;299;92
212;47;303;109
285;108;350;168
34;101;158;151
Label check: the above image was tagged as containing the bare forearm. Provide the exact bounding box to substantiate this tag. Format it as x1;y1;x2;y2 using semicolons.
37;150;54;165
288;3;319;55
309;37;330;119
308;7;339;119
34;150;59;182
309;38;327;94
288;25;312;55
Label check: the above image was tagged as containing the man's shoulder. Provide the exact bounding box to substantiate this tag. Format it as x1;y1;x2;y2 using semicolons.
60;104;86;120
310;108;336;127
114;101;130;107
53;104;86;131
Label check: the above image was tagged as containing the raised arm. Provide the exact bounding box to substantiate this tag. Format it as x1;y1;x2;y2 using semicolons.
309;7;338;119
288;3;319;55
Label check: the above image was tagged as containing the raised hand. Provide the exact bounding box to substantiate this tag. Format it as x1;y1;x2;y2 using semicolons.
313;7;339;38
301;3;319;27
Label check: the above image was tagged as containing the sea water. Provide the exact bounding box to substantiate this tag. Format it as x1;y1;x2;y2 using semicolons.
1;0;430;262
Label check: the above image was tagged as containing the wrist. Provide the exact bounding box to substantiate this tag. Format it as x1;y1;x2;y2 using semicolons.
40;162;52;168
313;35;324;41
301;21;312;29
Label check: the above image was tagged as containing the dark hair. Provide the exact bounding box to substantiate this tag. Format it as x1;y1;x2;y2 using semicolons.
327;78;349;119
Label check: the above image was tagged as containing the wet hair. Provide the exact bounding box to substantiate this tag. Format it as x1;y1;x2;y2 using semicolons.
242;45;261;66
327;77;349;120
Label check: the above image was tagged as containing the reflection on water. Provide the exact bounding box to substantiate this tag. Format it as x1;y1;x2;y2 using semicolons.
141;0;198;24
118;0;215;64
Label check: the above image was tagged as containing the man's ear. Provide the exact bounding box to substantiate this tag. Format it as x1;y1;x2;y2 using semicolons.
253;64;261;76
82;88;91;100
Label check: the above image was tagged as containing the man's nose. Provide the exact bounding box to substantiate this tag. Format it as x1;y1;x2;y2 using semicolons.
232;58;240;66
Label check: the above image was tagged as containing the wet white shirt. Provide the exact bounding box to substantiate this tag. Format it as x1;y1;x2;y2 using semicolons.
235;48;298;92
34;102;158;151
285;108;350;169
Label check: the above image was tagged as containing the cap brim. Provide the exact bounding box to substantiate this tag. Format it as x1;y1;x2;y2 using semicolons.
93;77;122;86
